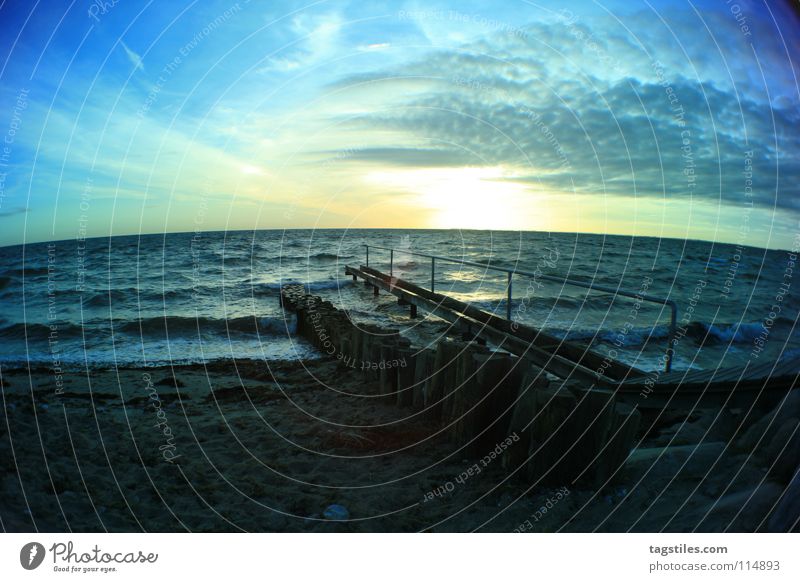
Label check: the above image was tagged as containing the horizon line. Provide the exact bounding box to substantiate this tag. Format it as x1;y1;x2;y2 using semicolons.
0;226;794;255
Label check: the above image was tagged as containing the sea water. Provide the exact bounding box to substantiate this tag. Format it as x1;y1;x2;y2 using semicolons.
0;229;797;372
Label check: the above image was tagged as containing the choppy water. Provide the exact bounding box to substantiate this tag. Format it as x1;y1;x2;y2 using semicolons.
0;229;798;372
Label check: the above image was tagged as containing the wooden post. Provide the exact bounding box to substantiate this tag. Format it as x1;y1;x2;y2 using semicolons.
449;348;482;447
444;343;485;424
596;402;641;484
507;272;512;320
328;319;344;352
379;343;398;395
350;327;363;364
339;337;351;367
526;385;577;484
524;381;624;487
482;353;523;447
452;350;518;456
503;365;549;471
337;319;354;356
560;385;617;488
366;335;382;381
428;340;463;421
412;350;431;409
395;348;414;407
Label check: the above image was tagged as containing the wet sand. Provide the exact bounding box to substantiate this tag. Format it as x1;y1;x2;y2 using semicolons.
1;358;797;532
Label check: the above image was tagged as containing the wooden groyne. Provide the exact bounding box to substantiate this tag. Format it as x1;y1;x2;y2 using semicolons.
280;283;641;487
343;264;800;409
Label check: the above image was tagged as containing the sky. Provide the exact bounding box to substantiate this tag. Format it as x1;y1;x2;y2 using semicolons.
0;0;798;249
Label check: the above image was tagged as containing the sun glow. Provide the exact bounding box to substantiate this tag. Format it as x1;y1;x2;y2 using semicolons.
240;164;265;175
364;166;542;230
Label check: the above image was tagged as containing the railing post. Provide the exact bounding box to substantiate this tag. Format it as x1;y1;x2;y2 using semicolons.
507;272;513;320
665;301;677;373
355;246;681;374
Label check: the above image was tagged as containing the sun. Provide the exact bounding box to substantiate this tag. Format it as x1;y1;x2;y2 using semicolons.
240;165;265;175
365;166;542;230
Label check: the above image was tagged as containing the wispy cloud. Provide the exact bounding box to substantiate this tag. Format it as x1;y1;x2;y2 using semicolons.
120;41;144;72
324;11;800;214
0;207;30;218
358;42;390;52
263;11;343;71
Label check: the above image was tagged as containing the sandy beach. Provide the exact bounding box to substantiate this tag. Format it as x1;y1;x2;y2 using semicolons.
2;355;797;533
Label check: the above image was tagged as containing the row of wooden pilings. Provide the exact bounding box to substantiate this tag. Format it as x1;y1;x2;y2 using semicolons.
280;284;641;488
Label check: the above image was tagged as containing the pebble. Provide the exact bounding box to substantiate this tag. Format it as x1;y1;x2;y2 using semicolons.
323;504;350;521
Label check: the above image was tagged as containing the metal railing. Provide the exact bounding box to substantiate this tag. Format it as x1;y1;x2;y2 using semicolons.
364;244;678;373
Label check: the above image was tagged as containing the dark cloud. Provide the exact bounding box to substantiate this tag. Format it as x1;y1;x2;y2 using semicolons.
313;147;480;167
331;10;800;212
0;207;29;218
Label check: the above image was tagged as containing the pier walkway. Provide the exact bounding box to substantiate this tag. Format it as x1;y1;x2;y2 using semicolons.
343;245;800;408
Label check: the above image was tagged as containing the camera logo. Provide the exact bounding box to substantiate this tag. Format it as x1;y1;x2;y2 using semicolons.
20;542;46;570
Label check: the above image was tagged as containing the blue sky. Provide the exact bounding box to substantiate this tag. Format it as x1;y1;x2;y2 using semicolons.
0;0;798;248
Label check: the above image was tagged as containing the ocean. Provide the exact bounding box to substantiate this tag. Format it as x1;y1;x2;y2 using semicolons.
0;229;798;373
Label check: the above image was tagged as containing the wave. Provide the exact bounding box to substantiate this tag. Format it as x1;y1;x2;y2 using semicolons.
80;282;258;307
3;266;50;277
252;279;353;296
82;288;137;308
117;314;297;337
683;319;793;345
0;321;88;340
308;252;342;261
705;257;728;266
221;256;254;267
302;279;353;292
0;313;298;342
550;318;794;348
534;294;613;310
468;293;613;314
393;259;417;268
548;324;672;345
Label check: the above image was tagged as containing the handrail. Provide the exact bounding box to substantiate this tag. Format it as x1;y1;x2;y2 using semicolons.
364;243;678;373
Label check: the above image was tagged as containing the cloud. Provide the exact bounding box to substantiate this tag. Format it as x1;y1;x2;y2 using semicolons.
262;12;343;72
310;147;474;167
325;9;800;212
0;207;29;218
358;42;390;52
120;41;144;72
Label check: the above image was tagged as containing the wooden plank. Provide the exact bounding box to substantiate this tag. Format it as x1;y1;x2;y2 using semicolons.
346;265;616;388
